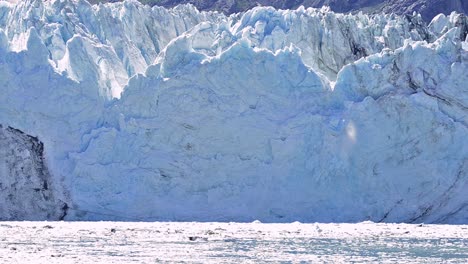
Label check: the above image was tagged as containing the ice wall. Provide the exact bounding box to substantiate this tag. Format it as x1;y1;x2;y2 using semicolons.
0;0;467;223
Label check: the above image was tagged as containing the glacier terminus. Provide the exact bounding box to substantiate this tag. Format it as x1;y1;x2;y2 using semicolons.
0;0;467;224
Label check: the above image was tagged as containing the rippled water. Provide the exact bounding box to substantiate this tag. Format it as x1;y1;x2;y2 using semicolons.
1;222;467;263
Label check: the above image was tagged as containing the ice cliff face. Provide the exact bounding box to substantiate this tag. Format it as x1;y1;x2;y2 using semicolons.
0;0;467;223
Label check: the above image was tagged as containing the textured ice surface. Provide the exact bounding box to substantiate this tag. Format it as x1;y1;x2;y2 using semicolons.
0;221;467;263
0;0;467;223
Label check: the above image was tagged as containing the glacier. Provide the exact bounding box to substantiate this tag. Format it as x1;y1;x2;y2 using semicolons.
0;0;467;223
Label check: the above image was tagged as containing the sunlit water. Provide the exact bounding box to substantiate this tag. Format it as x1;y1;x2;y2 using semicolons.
1;222;467;263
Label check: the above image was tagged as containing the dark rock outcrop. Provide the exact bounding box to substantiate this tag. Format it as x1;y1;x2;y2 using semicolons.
0;125;68;220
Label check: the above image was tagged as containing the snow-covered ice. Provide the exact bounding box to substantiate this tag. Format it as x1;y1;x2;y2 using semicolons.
0;0;467;223
0;221;467;263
